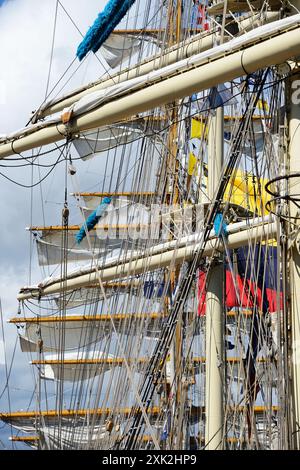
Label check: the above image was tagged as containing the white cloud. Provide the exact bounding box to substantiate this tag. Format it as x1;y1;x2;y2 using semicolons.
0;0;107;133
0;0;108;443
0;340;4;365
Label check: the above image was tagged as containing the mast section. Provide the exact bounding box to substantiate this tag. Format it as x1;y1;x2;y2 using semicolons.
288;0;300;445
205;107;225;450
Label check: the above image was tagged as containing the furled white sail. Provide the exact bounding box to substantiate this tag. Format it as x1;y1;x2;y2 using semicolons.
38;351;117;382
53;287;106;309
73;124;144;160
34;196;150;266
20;321;109;353
18;216;277;300
36;237;108;266
40;424;109;450
100;34;143;69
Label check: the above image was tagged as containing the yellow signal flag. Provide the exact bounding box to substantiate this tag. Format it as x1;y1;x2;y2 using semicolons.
188;152;198;176
190;118;208;139
224;171;271;216
188;119;208;176
203;168;275;243
256;99;269;112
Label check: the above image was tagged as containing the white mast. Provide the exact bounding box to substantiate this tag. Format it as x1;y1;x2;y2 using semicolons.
205;107;224;450
289;0;300;448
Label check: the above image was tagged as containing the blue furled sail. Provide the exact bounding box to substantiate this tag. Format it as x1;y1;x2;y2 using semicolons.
75;197;112;244
77;0;137;61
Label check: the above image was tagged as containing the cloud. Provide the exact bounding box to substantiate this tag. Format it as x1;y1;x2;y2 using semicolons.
0;0;107;133
0;0;107;448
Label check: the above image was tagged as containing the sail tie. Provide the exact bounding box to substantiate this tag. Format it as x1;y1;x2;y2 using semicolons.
75;196;112;244
77;0;137;61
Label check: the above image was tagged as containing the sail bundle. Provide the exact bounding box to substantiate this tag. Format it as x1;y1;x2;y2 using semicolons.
77;0;137;61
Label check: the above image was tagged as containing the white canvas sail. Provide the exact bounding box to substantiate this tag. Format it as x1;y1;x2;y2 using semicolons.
38;351;117;382
73;124;144;160
100;34;143;69
39;424;109;450
20;320;109;353
36;237;107;266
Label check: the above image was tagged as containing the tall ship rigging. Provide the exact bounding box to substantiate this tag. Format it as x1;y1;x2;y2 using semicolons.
1;0;300;450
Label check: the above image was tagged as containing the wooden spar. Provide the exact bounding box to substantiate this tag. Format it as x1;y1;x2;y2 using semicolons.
36;28;219;119
10;436;39;442
0;405;280;420
193;115;273;122
9;313;166;323
8;309;260;325
31;358;149;366
8;434;277;444
112;29;164;35
72;192;157;198
113;28;210;36
207;0;281;15
28;224;150;231
1;20;300;159
193;357;272;365
8;309;256;324
0;407;162;419
12;281;142;293
31;357;271;366
165;0;184;449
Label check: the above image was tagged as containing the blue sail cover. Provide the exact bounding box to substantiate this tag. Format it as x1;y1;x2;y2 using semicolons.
213;213;228;238
75;197;112;244
77;0;137;61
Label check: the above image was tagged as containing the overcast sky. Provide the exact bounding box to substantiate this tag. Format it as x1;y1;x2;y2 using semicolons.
0;0;108;449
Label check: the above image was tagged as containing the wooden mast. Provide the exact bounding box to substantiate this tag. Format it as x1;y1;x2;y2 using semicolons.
164;0;184;449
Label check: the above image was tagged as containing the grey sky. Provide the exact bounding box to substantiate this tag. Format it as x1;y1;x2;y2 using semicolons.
0;0;107;449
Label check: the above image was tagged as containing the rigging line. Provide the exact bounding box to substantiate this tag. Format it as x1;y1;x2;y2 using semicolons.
45;1;59;100
208;15;234;40
56;0;118;80
69;166;161;450
0;300;15;449
25;57;78;127
41;57;84;105
42;142;72;276
29;156;34;286
123;69;270;449
151;224;258;444
0;144;67;188
1;143;67;163
287;0;300;14
0;336;18;401
202;364;271;450
39;0;167;118
37;149;52;279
